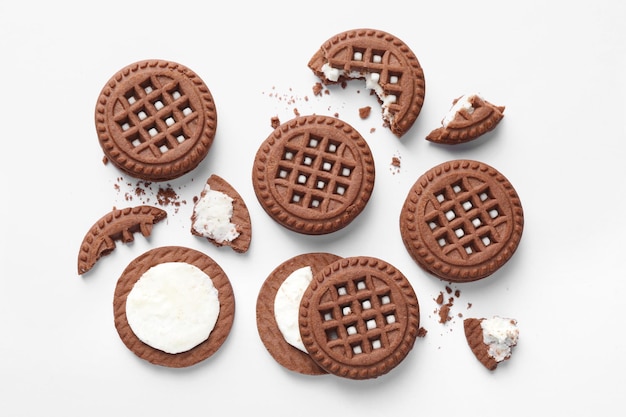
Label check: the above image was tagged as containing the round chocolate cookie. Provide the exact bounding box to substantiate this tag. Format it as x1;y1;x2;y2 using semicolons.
256;252;342;375
308;28;426;137
95;60;217;181
252;115;375;235
299;256;420;380
113;246;234;368
400;160;524;282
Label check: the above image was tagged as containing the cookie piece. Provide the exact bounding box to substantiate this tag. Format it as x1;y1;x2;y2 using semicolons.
77;205;167;275
308;28;425;137
252;115;375;235
256;252;342;375
400;160;523;282
464;316;519;370
299;256;420;380
95;60;217;181
191;174;252;253
426;93;505;144
113;246;234;368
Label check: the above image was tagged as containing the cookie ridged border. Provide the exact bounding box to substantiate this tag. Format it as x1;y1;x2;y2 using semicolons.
113;246;235;368
252;115;375;235
400;159;524;282
309;28;425;137
299;256;420;380
95;59;217;181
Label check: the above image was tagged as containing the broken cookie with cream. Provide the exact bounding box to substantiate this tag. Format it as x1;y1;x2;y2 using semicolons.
463;316;519;370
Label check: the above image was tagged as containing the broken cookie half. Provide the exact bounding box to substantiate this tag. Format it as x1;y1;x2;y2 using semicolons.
191;174;252;253
464;316;519;370
426;93;505;144
308;28;426;138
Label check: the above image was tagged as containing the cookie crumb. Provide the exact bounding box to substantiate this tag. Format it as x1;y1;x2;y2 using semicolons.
312;82;324;96
102;155;109;165
417;327;428;338
271;116;280;129
359;106;371;119
293;108;300;117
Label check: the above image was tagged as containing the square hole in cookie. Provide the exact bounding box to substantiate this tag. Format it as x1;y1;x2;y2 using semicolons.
340;164;352;177
290;192;304;205
307;135;322;148
427;217;441;230
356;280;367;291
386;313;396;324
435;192;446;203
146;124;159;138
336;285;348;297
171;127;187;144
127;133;143;148
445;209;456;221
351;343;363;355
452;181;465;194
369;72;381;83
126;94;137;106
322;310;334;322
276;166;291;179
346;323;358;336
303;154;315;166
334;183;348;196
379;293;391;305
170;89;182;101
326;140;340;153
325;327;339;341
438;236;448;247
118;116;132;132
321;159;333;172
152;97;164;111
156;139;171;154
371;338;382;350
462;200;473;211
182;106;193;116
464;242;477;255
471;216;483;229
366;318;377;330
455;227;465;238
361;299;372;310
282;148;297;161
479;189;491;202
315;178;328;190
164;115;176;127
352;47;366;61
341;304;352;316
480;232;493;247
309;197;322;209
296;172;309;185
489;206;500;219
388;72;401;84
371;49;385;63
137;109;148;121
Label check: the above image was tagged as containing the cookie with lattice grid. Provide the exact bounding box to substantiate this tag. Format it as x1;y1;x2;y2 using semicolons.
252;115;375;235
426;94;505;144
95;60;217;181
256;252;342;376
308;28;425;137
113;246;234;368
400;160;524;282
77;205;166;275
299;256;420;380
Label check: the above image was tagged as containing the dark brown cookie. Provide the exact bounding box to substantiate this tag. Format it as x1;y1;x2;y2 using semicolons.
426;94;505;144
400;160;524;282
95;60;217;181
191;174;252;253
113;246;234;368
256;252;342;375
299;256;420;380
308;28;425;137
77;205;167;275
252;115;375;235
464;317;519;370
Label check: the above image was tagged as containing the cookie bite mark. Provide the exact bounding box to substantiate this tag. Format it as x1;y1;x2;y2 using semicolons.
426;93;505;144
191;174;251;253
308;28;425;137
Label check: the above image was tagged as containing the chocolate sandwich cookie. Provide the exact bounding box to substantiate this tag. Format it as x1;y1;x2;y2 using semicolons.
95;60;217;181
113;246;234;368
299;256;420;380
426;94;505;144
191;174;252;253
308;28;425;137
77;205;167;275
256;252;343;375
400;160;524;282
252;115;375;235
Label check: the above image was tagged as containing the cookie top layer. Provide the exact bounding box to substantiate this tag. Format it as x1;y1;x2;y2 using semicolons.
256;252;342;375
95;60;217;181
77;205;167;275
113;246;234;368
308;28;425;137
252;115;375;235
299;256;420;380
400;160;524;282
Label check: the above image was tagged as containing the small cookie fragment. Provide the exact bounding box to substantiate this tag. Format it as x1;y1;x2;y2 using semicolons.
464;316;519;370
77;205;167;275
252;115;375;235
191;174;252;253
256;252;342;375
95;59;217;181
359;106;371;119
426;94;504;144
399;159;524;282
299;256;420;380
113;246;235;368
308;28;425;137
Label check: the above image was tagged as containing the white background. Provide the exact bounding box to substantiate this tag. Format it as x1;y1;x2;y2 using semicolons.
1;1;624;415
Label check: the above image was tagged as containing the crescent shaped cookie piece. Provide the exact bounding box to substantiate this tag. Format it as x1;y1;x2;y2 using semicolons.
191;174;252;253
426;94;505;144
464;316;519;370
77;205;167;275
308;28;425;138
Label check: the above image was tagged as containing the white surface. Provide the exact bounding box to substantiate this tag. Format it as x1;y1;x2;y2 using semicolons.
1;1;625;415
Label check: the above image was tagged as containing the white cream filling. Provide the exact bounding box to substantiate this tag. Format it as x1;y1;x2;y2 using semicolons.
321;62;397;124
442;93;482;127
481;316;519;362
125;262;220;354
192;184;240;243
273;266;313;352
